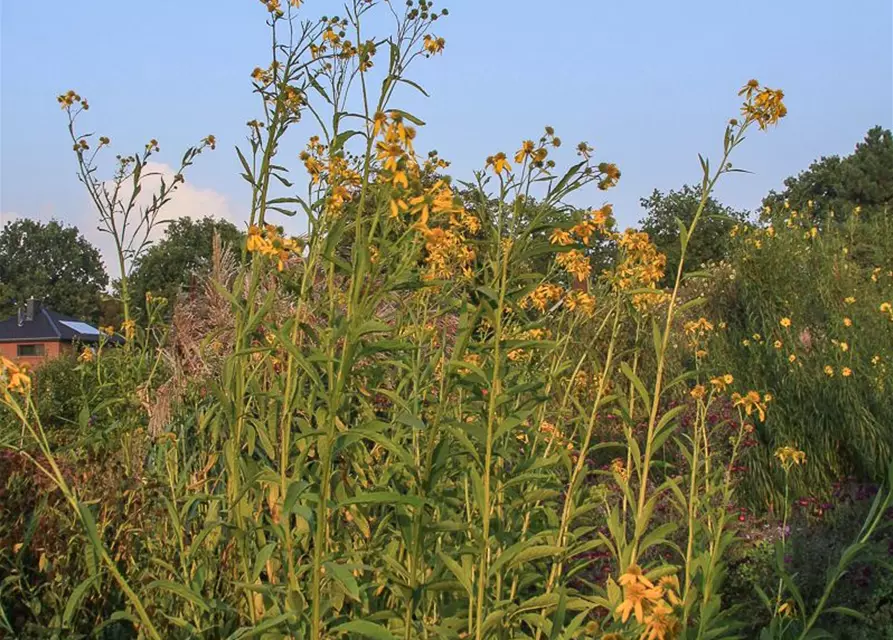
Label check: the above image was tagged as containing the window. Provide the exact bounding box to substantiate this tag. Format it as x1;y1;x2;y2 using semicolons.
17;344;46;357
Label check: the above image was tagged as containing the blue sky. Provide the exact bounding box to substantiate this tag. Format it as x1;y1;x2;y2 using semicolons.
2;0;891;267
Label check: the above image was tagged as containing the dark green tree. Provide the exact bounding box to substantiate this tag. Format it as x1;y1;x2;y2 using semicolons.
639;185;749;284
128;216;242;315
0;219;108;321
763;126;893;221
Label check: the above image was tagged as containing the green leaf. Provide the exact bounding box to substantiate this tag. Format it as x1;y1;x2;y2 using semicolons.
620;361;650;410
388;109;425;126
639;522;678;555
549;589;567;640
489;537;559;577
308;74;332;104
652;317;664;358
508;545;563;571
656;404;685;434
480;610;505;636
63;575;98;627
225;613;296;639
675;216;689;251
147;580;210;612
438;552;473;594
802;630;835;640
324;561;360;601
826;606;866;620
332;129;364;152
252;543;277;581
395;77;430;97
356;319;392;337
337;492;425;509
547;161;586;202
396;412;425;430
331;620;396;640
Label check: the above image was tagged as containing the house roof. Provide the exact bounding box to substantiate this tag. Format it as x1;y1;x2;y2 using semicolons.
0;306;105;343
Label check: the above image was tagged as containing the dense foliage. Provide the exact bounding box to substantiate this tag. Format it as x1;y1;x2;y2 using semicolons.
127;217;243;318
700;210;893;505
763;126;893;223
2;3;891;640
0;219;108;321
639;185;749;285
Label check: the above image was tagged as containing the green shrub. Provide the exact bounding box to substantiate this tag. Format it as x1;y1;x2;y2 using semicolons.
704;212;893;504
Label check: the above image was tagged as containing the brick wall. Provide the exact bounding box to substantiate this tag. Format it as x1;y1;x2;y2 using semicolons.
0;340;64;368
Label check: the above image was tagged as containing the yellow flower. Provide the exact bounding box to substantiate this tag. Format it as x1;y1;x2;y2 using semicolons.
101;325;116;337
618;564;655;589
845;296;856;304
842;367;852;377
372;111;388;137
774;340;782;349
78;348;94;364
570;220;596;245
563;290;596;317
780;317;792;328
521;283;564;312
684;317;714;336
246;225;266;252
514;139;535;164
389;198;408;218
486;152;511;175
690;384;706;400
121;319;136;341
839;341;848;352
555;249;591;282
1;356;31;394
616;565;664;624
739;80;787;129
710;374;734;392
775;446;806;467
422;35;445;55
824;365;834;377
843;317;852;327
658;575;682;607
391;170;409;189
788;354;797;363
376;141;404;172
732;390;767;422
597;162;621;190
872;355;881;365
610;457;628;480
641;600;680;640
549;228;575;246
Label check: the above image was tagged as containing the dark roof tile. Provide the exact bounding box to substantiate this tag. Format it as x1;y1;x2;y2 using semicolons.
0;307;104;343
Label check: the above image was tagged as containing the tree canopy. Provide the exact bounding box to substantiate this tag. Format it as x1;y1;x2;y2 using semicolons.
763;126;893;221
639;184;749;284
0;218;108;321
128;216;243;314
